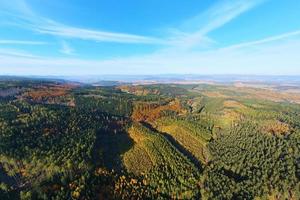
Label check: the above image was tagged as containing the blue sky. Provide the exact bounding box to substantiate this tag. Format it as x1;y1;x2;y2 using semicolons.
0;0;300;75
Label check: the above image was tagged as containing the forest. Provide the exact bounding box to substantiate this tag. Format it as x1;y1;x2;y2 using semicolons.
0;79;299;199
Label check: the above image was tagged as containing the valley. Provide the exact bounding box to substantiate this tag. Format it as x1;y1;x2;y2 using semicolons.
0;78;299;199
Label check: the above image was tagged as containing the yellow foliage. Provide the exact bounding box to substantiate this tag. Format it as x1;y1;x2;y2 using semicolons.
157;124;209;164
223;100;246;109
123;126;154;174
71;190;80;199
262;120;290;136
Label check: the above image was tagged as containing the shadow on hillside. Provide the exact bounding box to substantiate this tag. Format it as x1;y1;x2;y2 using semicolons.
92;128;134;171
0;166;17;187
140;121;203;171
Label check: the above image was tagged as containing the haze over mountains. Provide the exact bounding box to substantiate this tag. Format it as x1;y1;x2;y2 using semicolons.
2;75;300;85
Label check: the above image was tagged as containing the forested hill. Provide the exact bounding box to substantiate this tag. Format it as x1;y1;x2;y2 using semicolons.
0;79;299;199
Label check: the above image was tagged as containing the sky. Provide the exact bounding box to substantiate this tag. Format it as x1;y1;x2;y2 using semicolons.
0;0;300;76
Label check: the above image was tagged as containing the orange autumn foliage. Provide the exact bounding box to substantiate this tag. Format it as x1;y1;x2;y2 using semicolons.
131;99;183;122
22;84;77;106
263;120;290;136
24;84;75;100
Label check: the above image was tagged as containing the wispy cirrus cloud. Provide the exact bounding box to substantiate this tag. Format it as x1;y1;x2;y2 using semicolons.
3;0;297;77
0;40;47;45
0;0;165;45
0;48;39;58
223;30;300;50
1;30;299;75
60;41;75;55
169;0;266;49
0;0;264;46
182;0;265;34
32;20;165;44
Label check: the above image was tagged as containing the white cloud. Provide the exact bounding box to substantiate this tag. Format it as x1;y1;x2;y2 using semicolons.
32;21;165;44
186;0;265;34
0;0;264;47
0;0;165;44
60;41;75;55
2;0;297;76
0;30;299;76
0;40;47;45
169;0;266;49
0;48;39;58
223;30;300;49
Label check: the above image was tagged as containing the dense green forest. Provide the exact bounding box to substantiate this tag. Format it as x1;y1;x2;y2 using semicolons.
0;79;299;199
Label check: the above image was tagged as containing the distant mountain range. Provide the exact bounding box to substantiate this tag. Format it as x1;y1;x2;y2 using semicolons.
1;75;300;86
